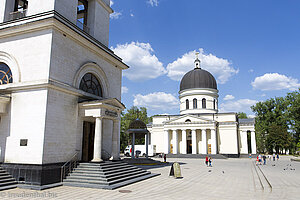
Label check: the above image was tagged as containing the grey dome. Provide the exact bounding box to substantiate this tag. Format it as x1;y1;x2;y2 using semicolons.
180;68;217;91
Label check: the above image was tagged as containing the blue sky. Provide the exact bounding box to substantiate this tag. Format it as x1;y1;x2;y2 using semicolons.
109;0;300;117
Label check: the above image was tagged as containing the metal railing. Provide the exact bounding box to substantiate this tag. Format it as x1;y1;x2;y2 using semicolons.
61;151;79;182
9;9;27;20
76;19;90;34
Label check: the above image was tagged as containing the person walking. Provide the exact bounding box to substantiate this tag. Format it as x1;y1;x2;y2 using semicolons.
276;154;279;161
205;156;209;167
163;153;167;163
208;157;212;167
263;155;266;165
273;153;276;161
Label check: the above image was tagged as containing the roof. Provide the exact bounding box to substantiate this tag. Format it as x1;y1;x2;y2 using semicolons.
239;118;255;124
180;68;217;91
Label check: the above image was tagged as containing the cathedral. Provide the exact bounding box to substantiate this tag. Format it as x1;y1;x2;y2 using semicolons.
148;56;256;157
0;0;127;186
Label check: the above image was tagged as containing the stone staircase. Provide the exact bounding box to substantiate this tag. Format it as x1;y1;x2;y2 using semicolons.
0;167;17;191
63;161;159;190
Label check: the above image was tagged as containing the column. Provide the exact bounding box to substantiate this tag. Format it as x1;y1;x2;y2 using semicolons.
131;133;135;159
182;129;187;154
110;119;120;160
172;129;178;154
192;129;197;154
145;132;149;159
202;129;207;154
211;129;217;154
164;130;170;154
240;131;248;154
251;131;257;154
92;117;103;162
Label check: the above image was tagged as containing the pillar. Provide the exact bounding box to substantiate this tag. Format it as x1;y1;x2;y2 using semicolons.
240;131;248;154
202;129;207;154
182;129;187;154
164;130;170;154
251;131;256;154
131;132;135;159
145;132;149;159
110;119;120;160
172;129;178;154
92;117;103;162
192;129;197;154
211;129;217;154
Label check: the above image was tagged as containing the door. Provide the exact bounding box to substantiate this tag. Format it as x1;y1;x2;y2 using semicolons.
208;144;211;154
187;140;192;154
82;121;95;162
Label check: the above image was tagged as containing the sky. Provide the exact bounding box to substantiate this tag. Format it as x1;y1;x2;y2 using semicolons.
108;0;300;117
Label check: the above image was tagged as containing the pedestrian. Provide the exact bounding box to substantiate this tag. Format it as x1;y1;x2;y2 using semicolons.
209;157;212;167
164;153;167;162
256;156;259;165
263;155;266;165
258;154;262;165
276;154;279;161
249;154;252;159
205;156;209;166
273;153;275;161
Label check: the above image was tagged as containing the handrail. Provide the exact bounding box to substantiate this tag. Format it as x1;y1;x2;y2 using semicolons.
9;9;27;20
61;151;79;182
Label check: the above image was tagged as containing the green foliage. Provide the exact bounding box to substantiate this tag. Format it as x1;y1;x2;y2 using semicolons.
237;112;248;119
120;106;151;152
251;89;300;154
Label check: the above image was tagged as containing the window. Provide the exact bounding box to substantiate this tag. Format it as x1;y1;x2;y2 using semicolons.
185;119;191;123
0;63;13;85
193;98;197;109
186;99;189;110
213;99;216;110
79;73;103;97
77;0;89;32
14;0;28;12
202;98;206;109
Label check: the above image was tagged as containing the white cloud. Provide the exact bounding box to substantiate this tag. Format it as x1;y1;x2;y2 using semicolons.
219;99;257;113
130;13;134;17
248;69;254;73
133;92;179;111
251;73;300;91
223;94;235;101
166;49;238;84
110;0;114;6
147;0;159;7
121;86;128;94
112;42;166;81
110;11;122;19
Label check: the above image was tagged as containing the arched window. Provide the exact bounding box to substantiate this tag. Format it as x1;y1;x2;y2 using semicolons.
193;98;197;109
79;73;103;97
202;98;206;109
0;63;13;85
186;99;189;109
213;99;216;110
185;119;191;123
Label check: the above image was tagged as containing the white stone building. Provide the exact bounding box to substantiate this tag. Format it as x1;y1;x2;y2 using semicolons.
148;57;256;157
0;0;128;186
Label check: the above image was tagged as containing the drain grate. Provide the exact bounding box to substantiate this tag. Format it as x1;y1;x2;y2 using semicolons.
119;190;132;193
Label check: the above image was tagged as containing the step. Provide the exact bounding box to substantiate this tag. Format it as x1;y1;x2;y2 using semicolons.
76;164;132;172
74;166;138;175
63;178;109;185
0;184;17;191
0;175;13;180
79;162;125;168
0;173;10;177
0;181;17;187
69;168;142;179
67;170;146;182
109;171;150;185
0;178;15;183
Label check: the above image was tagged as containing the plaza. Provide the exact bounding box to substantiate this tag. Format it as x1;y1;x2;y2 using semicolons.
0;156;299;200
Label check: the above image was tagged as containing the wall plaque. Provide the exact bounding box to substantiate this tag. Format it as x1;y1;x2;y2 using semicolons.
20;139;28;146
105;110;118;117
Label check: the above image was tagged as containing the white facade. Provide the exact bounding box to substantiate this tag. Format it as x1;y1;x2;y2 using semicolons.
148;58;256;157
0;0;127;185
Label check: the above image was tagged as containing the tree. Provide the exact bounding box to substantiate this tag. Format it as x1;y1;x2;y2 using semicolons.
266;124;292;154
120;106;151;152
285;89;300;152
251;97;289;153
237;112;248;119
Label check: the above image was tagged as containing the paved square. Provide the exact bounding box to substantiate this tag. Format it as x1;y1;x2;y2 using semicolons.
0;156;299;200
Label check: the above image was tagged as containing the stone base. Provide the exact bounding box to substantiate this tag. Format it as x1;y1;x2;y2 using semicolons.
0;163;63;186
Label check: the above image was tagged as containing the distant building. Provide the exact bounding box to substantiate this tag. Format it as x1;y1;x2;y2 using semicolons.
148;56;256;157
0;0;127;186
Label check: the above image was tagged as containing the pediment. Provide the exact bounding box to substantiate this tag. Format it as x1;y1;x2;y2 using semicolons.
79;98;125;110
164;114;214;124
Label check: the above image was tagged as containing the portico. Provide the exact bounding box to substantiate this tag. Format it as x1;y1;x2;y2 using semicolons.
79;98;124;161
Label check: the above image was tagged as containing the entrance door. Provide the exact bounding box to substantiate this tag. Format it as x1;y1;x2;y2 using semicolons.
208;144;211;154
82;121;95;162
187;140;192;154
